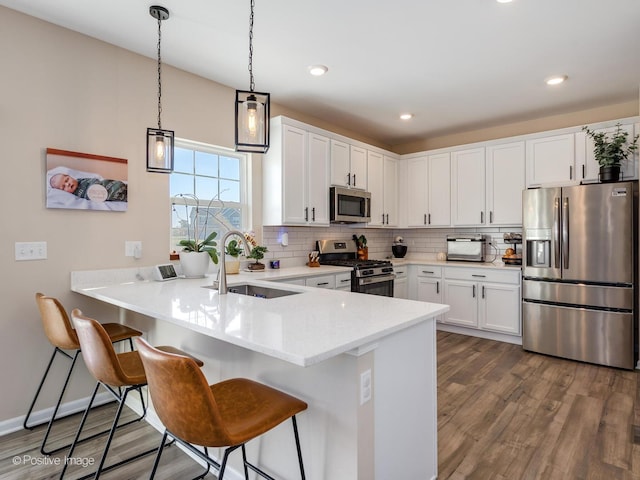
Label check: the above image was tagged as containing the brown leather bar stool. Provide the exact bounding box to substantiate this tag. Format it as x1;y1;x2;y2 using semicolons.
60;309;204;480
24;293;143;455
136;337;308;480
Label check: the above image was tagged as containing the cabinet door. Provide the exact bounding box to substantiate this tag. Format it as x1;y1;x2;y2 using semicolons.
282;125;308;224
335;272;352;291
406;156;429;226
394;277;408;299
578;123;637;182
367;150;384;226
428;153;451;226
305;275;336;289
451;147;486;225
479;283;521;335
307;133;331;225
349;146;367;190
331;139;350;187
486;141;525;225
443;279;478;327
383;156;398;226
526;133;575;187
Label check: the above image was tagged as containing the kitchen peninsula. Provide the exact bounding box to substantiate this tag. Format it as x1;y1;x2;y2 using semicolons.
71;267;448;480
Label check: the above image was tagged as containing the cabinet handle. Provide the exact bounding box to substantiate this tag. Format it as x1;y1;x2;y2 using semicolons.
347;173;351;186
490;211;493;224
424;213;427;225
385;214;389;225
305;207;309;221
318;282;329;286
480;211;484;223
353;174;357;186
569;165;573;180
382;213;385;224
422;270;434;274
340;278;350;283
312;207;316;222
436;281;440;294
482;285;485;299
582;164;585;179
472;285;476;298
428;213;431;225
472;274;486;278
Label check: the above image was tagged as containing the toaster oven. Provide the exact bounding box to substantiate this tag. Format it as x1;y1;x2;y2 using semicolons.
446;234;488;262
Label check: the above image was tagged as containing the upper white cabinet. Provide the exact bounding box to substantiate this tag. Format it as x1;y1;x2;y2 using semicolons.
451;147;486;226
575;122;637;182
368;151;398;226
263;119;330;226
525;133;575;187
406;153;451;227
486;141;525;225
331;140;367;190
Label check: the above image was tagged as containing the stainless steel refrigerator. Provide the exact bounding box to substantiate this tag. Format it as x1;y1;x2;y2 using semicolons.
522;181;637;369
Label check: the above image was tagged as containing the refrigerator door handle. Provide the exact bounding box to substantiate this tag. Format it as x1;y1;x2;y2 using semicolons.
562;197;570;269
554;197;561;269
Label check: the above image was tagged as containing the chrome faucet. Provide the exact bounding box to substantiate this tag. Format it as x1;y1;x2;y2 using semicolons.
216;230;252;294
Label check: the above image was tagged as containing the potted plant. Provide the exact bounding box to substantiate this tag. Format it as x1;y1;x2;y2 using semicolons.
176;194;219;278
353;234;368;260
247;245;268;271
582;123;639;182
224;238;243;275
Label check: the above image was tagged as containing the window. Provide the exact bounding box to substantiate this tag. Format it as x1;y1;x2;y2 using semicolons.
170;139;248;254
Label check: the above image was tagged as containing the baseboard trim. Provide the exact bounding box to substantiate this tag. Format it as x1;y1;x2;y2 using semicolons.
436;323;523;345
0;391;113;437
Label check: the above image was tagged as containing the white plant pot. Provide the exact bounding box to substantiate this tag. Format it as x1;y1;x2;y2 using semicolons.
179;251;211;278
225;255;240;275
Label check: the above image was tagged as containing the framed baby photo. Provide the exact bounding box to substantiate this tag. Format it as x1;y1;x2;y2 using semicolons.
45;148;128;211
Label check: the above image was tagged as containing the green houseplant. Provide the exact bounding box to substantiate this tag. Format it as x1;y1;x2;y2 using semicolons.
247;246;268;271
582;123;639;182
224;238;243;275
175;194;219;278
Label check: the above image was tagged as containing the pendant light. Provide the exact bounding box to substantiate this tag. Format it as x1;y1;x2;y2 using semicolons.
146;5;174;173
235;0;270;153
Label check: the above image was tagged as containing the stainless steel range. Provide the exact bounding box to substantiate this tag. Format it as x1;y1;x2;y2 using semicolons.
317;239;395;297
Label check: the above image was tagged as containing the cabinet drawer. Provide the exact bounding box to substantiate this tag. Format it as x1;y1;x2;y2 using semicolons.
335;272;353;289
394;267;408;278
306;275;336;289
444;267;520;284
415;266;442;278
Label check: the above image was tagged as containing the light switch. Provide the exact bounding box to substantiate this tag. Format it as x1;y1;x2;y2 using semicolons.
15;242;47;261
125;241;142;258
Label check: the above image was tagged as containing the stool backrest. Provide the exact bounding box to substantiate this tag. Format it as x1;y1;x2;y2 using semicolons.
135;337;232;447
35;293;80;350
71;309;134;387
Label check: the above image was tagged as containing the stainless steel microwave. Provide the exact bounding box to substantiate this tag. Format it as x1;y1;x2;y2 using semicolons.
330;186;371;223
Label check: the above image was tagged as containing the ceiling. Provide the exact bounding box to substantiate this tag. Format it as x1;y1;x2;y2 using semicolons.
2;0;639;147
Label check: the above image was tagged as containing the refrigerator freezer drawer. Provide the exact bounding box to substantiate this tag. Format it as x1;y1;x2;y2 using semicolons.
523;279;634;310
522;301;635;369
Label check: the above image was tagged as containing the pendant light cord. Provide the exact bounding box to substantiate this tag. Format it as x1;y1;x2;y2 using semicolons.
248;0;255;92
156;14;163;129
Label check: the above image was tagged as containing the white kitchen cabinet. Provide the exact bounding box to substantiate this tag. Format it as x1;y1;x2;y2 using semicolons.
335;271;353;291
486;141;525;225
411;266;443;322
368;152;398;227
393;266;408;299
263;119;330;226
406;153;451;227
575;122;637;182
443;267;521;335
305;274;336;289
526;133;575;187
451;147;486;226
331;140;367;190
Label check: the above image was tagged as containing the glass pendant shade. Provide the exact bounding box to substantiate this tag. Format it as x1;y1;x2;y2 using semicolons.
235;90;270;153
146;127;175;173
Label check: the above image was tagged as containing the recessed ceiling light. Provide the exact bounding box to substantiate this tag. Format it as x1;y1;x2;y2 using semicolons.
496;0;513;3
546;75;568;86
308;65;328;76
400;113;413;120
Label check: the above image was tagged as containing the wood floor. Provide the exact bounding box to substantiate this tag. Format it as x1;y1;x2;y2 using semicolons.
2;331;639;479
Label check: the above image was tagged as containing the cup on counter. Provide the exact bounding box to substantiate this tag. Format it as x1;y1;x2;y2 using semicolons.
269;259;280;269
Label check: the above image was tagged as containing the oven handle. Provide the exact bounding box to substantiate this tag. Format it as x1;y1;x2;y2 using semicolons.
357;274;396;285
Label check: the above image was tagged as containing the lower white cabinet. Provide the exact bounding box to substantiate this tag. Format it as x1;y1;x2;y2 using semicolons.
335;272;352;291
305;274;336;289
393;266;408;299
443;267;521;336
410;266;443;322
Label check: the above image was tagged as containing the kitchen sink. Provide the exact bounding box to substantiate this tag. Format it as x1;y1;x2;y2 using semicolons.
203;283;301;299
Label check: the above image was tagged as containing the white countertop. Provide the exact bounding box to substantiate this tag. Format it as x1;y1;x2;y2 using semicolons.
71;267;448;367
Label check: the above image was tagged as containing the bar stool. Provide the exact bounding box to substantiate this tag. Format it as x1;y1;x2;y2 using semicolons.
24;293;143;455
135;337;308;480
60;309;204;480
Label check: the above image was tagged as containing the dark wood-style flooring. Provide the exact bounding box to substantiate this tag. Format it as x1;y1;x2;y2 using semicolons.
2;331;639;479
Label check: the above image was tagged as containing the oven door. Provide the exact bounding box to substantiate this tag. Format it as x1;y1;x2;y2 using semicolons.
353;273;395;297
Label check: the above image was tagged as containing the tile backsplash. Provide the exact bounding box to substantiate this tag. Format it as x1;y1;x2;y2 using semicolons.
261;225;522;267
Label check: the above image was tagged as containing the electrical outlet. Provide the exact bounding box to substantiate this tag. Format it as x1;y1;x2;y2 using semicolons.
15;242;47;261
360;369;372;405
125;241;142;258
